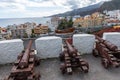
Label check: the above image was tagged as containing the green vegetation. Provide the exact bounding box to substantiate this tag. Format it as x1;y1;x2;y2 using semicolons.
48;28;52;32
23;33;28;38
30;33;36;38
57;17;73;30
17;35;21;38
32;29;34;34
78;24;82;27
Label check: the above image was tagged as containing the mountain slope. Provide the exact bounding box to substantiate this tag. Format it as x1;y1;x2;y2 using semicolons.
51;0;120;17
99;0;120;12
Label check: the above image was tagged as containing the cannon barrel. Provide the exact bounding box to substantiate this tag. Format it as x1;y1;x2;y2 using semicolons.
103;40;118;51
18;40;33;69
96;36;105;43
65;40;77;56
96;36;118;51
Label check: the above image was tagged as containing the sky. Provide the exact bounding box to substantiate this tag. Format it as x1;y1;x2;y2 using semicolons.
0;0;110;18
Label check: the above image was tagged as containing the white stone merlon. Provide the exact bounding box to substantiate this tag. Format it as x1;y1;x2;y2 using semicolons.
73;34;95;55
103;32;120;49
0;39;24;64
35;36;62;59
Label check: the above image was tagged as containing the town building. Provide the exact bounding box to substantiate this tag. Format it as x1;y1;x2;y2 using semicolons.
24;22;36;37
0;27;3;40
7;22;36;38
103;10;120;26
73;12;104;27
104;10;120;20
51;17;61;31
34;24;48;35
0;27;9;39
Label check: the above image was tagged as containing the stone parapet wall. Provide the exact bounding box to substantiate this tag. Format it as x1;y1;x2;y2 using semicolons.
103;32;120;49
0;39;24;64
35;36;62;59
73;34;95;54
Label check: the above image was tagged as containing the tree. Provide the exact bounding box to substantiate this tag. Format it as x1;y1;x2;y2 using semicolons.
78;24;82;27
17;35;21;38
30;33;36;38
57;17;73;30
23;33;28;38
32;29;34;34
48;28;52;33
67;17;73;28
57;20;66;30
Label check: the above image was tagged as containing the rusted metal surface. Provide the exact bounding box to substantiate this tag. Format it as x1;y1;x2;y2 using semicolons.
18;40;32;69
59;40;89;75
65;40;77;56
93;36;120;68
65;38;73;45
96;36;118;51
4;40;41;80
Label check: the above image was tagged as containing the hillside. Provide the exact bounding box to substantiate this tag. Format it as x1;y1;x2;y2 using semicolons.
99;0;120;12
51;0;120;17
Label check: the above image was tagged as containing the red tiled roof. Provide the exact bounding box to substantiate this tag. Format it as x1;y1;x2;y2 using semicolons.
94;27;120;37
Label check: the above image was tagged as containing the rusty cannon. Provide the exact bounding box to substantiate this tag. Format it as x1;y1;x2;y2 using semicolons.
96;36;118;51
18;40;33;69
4;40;41;80
59;39;89;75
93;36;120;68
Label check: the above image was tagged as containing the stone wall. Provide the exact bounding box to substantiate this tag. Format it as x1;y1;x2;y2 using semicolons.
0;39;24;64
103;32;120;49
35;36;62;59
73;34;95;54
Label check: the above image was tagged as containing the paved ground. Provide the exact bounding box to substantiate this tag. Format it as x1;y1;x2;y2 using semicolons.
0;55;120;80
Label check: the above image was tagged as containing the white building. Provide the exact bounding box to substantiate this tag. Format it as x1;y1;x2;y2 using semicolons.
51;17;61;31
7;22;36;38
0;27;7;40
0;34;2;38
104;10;120;26
105;10;120;20
24;22;36;37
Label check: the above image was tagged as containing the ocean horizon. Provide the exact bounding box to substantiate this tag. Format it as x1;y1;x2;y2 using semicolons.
0;17;51;27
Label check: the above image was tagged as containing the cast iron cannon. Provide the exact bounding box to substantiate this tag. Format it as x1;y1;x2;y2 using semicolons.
96;36;118;51
4;40;41;80
59;39;89;75
93;36;120;68
18;40;32;69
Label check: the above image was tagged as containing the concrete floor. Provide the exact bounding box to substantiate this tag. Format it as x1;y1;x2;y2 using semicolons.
0;55;120;80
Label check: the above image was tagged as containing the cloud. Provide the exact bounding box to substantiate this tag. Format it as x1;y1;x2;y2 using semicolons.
0;0;111;18
62;0;111;9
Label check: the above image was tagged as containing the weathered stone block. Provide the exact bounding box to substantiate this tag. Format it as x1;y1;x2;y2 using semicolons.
73;34;95;54
35;36;62;59
0;39;24;64
103;32;120;49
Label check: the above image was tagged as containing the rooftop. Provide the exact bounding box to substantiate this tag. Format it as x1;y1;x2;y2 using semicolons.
0;55;120;80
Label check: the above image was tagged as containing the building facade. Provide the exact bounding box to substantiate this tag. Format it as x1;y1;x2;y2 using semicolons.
34;24;48;35
73;12;104;27
51;17;61;30
8;22;36;38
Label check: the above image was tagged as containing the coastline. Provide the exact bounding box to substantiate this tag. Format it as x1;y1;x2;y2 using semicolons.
0;17;51;27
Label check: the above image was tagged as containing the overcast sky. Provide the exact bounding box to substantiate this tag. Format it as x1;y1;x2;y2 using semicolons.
0;0;110;18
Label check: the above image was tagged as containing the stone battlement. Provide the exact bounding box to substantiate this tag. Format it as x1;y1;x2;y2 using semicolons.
0;33;120;64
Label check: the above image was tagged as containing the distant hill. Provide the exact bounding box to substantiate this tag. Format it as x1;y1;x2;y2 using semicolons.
99;0;120;12
51;0;120;17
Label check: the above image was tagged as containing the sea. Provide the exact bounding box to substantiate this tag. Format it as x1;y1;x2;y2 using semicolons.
0;17;51;27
